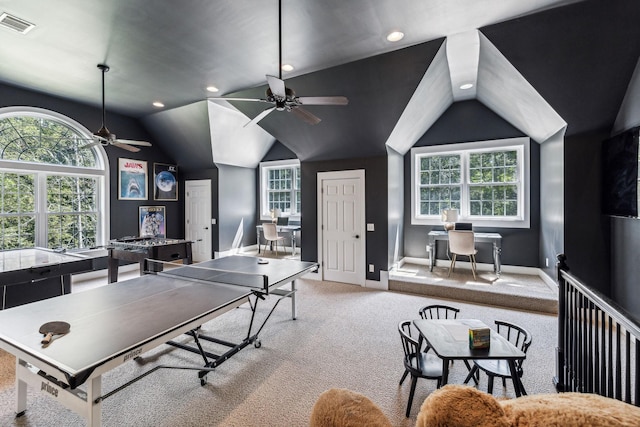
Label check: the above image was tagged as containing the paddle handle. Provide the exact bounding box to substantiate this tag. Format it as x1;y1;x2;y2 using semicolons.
41;332;54;345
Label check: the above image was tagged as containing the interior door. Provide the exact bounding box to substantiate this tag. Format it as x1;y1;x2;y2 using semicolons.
319;170;365;285
185;179;212;262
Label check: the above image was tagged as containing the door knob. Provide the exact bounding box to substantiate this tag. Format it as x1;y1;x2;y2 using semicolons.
204;227;209;230
197;239;203;242
354;234;360;239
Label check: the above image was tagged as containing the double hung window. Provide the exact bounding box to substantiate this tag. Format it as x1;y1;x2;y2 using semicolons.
411;137;530;228
259;159;301;220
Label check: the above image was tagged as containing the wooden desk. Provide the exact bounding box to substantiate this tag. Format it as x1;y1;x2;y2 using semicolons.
427;230;502;275
256;224;301;255
413;318;526;396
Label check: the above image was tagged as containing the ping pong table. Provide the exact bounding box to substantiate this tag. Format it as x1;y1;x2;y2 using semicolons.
0;255;317;427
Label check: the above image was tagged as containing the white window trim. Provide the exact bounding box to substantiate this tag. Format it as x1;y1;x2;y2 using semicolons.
410;137;530;228
258;159;301;221
0;106;110;246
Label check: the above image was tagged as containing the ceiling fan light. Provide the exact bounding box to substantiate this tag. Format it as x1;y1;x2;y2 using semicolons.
281;64;294;72
386;31;404;42
152;101;165;108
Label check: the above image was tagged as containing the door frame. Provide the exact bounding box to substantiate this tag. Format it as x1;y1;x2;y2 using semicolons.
316;169;366;285
185;179;212;262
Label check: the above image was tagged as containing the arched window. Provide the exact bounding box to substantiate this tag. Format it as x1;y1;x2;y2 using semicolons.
0;107;109;250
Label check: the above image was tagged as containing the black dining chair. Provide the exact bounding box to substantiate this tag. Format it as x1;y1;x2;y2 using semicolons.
419;304;460;320
398;320;443;417
463;320;532;395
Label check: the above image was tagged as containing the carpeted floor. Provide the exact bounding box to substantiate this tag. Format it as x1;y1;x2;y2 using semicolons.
0;275;558;426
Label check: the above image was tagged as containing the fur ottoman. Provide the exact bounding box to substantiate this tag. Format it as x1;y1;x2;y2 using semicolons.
416;384;640;427
309;388;393;427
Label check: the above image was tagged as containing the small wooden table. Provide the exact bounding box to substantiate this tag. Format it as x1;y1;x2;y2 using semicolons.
413;318;526;396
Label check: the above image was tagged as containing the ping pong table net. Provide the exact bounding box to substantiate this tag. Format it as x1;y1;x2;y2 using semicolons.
144;259;269;291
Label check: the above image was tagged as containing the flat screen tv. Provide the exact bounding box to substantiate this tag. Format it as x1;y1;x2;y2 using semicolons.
602;128;639;217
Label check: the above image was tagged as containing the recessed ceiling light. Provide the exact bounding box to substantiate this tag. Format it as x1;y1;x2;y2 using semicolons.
152;101;165;108
386;31;404;42
206;86;219;93
459;83;474;90
281;64;294;72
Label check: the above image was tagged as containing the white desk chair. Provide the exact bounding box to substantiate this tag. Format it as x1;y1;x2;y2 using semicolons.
448;230;478;279
262;222;286;256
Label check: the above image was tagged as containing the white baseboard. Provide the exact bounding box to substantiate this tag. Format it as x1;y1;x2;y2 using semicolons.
365;270;388;290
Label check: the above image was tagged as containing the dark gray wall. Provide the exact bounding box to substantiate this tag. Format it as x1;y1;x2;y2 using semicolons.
564;130;611;295
300;156;388;281
0;82;181;241
387;147;404;269
611;216;640;320
217;164;256;252
403;100;540;267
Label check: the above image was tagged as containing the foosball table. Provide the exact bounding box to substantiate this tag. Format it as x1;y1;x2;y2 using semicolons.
107;236;193;283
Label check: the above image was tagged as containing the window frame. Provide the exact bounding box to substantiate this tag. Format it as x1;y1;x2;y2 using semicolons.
259;159;301;221
0;106;110;249
411;137;530;228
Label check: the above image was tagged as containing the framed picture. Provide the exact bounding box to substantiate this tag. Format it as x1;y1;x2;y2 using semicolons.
139;206;166;237
118;158;148;200
153;163;178;201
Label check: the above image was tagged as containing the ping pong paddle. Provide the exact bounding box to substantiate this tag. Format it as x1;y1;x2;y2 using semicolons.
39;321;70;345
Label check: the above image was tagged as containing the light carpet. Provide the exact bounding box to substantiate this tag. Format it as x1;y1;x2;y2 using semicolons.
0;278;557;426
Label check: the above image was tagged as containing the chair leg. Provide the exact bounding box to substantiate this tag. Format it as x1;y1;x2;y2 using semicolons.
470;254;477;279
487;375;495;394
406;376;418;417
399;369;409;385
448;254;457;277
463;365;478;385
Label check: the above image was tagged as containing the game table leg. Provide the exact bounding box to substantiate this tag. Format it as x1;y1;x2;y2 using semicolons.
15;362;27;417
290;280;297;320
86;376;102;426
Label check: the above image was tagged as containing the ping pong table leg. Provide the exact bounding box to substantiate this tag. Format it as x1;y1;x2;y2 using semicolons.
86;376;102;426
15;362;27;417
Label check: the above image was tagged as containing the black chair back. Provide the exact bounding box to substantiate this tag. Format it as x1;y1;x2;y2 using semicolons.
495;320;532;372
398;321;421;374
419;304;460;320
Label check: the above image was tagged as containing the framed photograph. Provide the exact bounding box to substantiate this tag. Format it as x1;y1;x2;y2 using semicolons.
139;206;166;237
153;163;178;201
118;158;148;200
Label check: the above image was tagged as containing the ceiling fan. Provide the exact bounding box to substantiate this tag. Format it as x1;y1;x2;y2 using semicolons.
81;64;152;152
208;0;348;126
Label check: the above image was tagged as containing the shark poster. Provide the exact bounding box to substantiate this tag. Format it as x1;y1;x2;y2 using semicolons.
118;158;148;200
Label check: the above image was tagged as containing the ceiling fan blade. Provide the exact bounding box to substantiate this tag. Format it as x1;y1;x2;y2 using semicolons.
244;107;276;127
208;97;270;103
297;96;349;106
79;141;101;150
266;75;286;98
111;141;141;152
291;107;322;125
114;139;152;147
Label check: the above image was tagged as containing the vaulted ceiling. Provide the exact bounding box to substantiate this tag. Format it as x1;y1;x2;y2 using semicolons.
1;0;639;169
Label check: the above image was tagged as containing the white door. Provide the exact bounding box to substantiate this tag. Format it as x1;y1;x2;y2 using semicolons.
318;170;365;285
185;179;212;262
